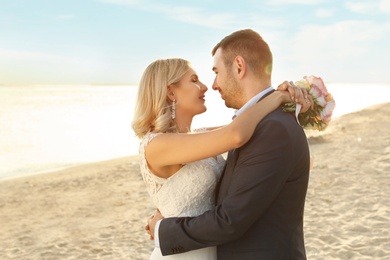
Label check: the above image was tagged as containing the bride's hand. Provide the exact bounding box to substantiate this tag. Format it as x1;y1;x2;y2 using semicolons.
277;81;313;113
145;221;153;240
145;209;164;240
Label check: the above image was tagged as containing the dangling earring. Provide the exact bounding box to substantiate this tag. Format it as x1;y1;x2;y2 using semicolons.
171;99;176;120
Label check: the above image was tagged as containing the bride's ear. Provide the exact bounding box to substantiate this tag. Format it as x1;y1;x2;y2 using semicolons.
166;85;175;102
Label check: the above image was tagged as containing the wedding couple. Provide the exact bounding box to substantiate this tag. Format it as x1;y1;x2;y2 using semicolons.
132;29;311;259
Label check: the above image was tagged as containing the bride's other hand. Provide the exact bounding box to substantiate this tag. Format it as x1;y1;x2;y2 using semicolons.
277;81;312;113
145;221;153;240
146;209;164;240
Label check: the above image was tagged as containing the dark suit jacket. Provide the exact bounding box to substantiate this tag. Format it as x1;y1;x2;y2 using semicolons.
159;92;310;259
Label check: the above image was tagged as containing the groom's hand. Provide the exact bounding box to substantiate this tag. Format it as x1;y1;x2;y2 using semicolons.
145;209;164;240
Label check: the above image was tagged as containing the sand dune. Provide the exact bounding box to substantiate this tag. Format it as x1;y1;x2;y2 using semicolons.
1;103;389;259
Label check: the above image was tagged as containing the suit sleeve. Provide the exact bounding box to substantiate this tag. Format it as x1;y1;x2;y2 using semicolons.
159;116;299;256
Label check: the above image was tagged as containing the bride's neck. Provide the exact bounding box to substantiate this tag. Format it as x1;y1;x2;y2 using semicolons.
175;115;193;133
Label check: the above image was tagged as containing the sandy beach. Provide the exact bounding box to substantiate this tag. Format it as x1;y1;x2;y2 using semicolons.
1;103;389;260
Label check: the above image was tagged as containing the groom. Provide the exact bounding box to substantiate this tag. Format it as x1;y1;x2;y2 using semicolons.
148;29;310;259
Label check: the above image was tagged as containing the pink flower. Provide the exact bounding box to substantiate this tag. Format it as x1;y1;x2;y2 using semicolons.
309;85;327;107
320;99;336;123
305;76;328;95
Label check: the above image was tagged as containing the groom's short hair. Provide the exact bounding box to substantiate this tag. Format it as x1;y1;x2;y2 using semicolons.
212;29;273;78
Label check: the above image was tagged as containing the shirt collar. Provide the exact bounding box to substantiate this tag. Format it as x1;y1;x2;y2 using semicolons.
233;86;274;118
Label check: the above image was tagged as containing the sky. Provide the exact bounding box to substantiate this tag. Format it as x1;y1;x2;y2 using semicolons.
0;0;390;86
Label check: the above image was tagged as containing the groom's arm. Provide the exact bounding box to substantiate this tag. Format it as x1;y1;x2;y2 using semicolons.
156;113;307;256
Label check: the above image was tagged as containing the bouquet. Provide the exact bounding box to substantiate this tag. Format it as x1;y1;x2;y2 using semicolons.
283;75;335;131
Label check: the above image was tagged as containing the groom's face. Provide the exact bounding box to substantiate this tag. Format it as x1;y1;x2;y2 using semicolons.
212;48;242;109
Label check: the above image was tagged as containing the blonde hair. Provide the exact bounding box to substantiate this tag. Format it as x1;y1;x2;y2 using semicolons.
132;58;191;138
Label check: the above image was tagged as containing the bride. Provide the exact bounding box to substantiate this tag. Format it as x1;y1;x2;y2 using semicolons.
132;58;308;259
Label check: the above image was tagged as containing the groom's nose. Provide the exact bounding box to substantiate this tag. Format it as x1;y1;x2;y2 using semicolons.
212;78;219;90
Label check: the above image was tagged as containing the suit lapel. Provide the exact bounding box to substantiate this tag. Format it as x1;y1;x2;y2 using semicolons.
216;149;239;204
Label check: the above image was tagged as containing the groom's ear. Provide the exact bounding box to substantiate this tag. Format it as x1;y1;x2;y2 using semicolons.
233;55;246;79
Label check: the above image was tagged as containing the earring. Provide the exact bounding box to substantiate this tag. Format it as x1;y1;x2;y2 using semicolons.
171;99;176;120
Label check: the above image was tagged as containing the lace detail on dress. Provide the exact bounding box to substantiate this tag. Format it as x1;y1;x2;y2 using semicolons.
192;127;207;133
139;132;166;194
138;132;226;217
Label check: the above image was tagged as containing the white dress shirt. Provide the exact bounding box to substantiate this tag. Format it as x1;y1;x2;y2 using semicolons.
233;86;274;118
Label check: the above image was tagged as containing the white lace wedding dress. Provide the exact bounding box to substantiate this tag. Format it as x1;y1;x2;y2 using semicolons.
139;132;226;260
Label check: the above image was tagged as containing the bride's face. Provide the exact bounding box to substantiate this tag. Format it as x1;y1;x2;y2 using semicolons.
174;69;208;118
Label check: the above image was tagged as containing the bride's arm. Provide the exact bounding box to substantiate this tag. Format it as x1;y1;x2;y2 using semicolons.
201;125;226;131
146;91;291;174
198;81;310;132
